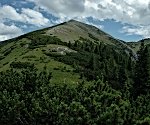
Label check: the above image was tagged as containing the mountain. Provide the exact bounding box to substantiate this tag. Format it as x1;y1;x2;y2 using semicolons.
1;20;150;124
0;19;135;51
127;38;150;52
45;20;120;45
39;19;134;50
0;20;136;86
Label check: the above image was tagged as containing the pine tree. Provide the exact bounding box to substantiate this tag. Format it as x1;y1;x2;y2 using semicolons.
68;41;71;48
118;63;127;89
133;41;150;97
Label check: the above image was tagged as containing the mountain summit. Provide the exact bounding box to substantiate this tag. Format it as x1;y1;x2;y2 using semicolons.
45;19;121;45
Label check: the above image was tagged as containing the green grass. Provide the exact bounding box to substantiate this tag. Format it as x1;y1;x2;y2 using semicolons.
45;20;122;46
0;42;82;85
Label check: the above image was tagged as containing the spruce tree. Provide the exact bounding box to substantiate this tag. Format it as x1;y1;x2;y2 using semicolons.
133;41;150;97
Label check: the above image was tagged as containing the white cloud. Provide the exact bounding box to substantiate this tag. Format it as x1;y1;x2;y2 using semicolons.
122;25;150;38
0;5;50;27
0;23;23;41
0;5;50;41
0;5;23;21
26;0;150;38
27;0;85;18
21;8;49;26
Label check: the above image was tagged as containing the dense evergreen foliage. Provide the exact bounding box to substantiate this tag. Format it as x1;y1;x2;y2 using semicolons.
10;61;35;69
0;66;150;125
133;42;150;97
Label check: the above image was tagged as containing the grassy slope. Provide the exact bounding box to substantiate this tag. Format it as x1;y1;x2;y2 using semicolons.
46;20;123;45
0;38;81;85
45;20;135;56
0;19;145;85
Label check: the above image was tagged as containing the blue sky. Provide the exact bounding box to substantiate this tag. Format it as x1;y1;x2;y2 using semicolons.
0;0;150;42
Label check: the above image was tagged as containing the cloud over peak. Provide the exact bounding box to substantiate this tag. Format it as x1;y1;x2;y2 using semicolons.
1;0;150;41
27;0;150;29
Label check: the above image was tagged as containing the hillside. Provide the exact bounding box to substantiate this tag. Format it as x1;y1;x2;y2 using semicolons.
46;20;117;44
1;20;150;124
0;20;134;85
127;38;150;52
45;20;135;53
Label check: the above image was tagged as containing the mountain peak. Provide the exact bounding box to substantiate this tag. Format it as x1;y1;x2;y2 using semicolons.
44;19;124;46
68;19;79;23
67;19;85;26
